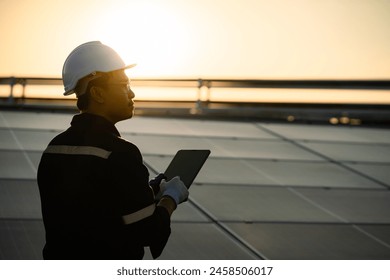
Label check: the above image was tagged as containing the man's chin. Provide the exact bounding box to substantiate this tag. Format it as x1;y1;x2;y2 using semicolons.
126;110;134;120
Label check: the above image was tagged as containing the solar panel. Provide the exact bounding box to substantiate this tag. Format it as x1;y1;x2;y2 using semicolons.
0;110;389;260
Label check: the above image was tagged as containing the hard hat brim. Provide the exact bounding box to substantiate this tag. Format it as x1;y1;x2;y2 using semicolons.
63;63;137;96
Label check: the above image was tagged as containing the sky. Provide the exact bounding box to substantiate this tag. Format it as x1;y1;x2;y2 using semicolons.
1;0;390;80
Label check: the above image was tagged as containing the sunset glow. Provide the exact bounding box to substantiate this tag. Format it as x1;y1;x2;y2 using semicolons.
0;0;389;102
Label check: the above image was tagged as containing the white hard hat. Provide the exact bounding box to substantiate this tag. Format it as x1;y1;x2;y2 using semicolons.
62;41;136;96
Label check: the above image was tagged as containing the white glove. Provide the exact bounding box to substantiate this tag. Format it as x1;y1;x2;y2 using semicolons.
158;176;189;206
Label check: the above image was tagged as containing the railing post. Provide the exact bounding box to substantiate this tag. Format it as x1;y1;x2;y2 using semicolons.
7;76;16;104
21;78;27;101
192;79;212;115
205;80;211;103
196;79;203;111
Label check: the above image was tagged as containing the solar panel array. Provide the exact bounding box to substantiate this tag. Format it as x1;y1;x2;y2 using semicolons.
0;110;389;259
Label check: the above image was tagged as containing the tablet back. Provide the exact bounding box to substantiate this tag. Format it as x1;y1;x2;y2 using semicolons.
164;150;210;188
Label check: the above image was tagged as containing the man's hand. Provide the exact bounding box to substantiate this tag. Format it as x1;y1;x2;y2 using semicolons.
159;176;189;206
149;173;167;196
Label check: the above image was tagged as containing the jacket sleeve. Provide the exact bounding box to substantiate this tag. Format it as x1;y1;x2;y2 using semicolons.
108;140;171;258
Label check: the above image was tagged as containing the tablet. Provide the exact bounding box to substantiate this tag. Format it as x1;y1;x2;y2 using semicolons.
164;149;210;189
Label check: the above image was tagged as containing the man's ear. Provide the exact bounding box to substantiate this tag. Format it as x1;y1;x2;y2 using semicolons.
90;86;105;104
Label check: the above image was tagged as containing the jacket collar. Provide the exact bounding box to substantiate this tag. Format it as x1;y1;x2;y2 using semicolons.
71;113;121;137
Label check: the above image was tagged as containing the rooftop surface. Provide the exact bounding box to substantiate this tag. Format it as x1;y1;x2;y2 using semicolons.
0;110;389;259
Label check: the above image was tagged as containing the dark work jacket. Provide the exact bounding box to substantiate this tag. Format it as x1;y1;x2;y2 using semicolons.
37;113;170;260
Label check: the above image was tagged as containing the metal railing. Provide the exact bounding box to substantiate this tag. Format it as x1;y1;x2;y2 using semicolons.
2;76;390;103
1;76;390;124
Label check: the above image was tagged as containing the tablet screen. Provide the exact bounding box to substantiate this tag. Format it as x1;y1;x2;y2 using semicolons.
164;150;210;188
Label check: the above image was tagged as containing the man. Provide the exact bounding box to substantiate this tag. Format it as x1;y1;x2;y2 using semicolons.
37;41;188;260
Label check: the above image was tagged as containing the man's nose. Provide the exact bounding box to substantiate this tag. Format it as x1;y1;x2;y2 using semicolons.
128;89;135;99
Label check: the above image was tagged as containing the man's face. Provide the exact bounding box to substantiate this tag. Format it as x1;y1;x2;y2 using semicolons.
103;70;135;123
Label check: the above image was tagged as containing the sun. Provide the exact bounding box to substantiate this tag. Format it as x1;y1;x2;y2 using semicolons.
94;1;191;78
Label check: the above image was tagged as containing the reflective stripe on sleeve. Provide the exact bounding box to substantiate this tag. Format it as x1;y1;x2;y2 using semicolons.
122;204;156;225
44;145;112;159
